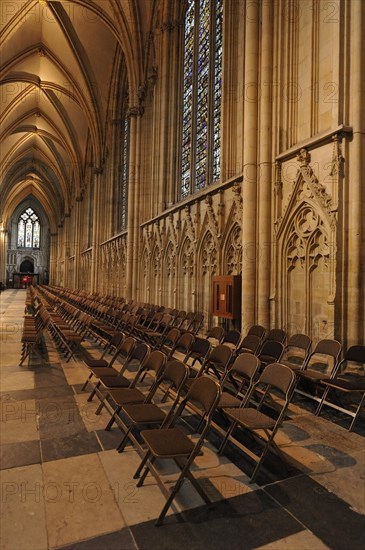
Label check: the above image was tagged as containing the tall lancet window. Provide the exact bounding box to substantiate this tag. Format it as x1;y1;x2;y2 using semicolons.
120;111;130;231
180;0;223;199
17;208;40;248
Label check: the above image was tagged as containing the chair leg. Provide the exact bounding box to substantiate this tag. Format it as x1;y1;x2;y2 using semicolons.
349;393;365;431
117;425;133;452
155;484;182;526
133;450;152;479
250;436;274;483
155;456;205;526
95;398;106;415
218;420;237;455
315;386;330;416
184;468;212;506
87;381;101;402
104;405;120;430
81;373;93;391
136;455;156;487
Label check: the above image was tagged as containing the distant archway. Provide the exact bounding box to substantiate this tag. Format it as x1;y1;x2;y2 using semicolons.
20;259;34;273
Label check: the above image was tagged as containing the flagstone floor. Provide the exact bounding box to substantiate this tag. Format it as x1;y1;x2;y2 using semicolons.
1;289;364;550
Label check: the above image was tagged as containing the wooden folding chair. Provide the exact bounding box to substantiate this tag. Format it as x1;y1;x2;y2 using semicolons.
184;337;211;367
236;334;261;356
221;329;242;351
280;333;312;371
316;345;365;431
193;343;233;382
256;340;285;370
116;359;189;453
88;342;151;410
164;332;194;361
101;350;167;427
218;352;261;409
81;333;129;391
295;339;342;402
133;376;221;526
219;363;296;482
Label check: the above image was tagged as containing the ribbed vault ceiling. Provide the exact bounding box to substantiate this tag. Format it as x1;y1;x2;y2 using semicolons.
0;0;156;231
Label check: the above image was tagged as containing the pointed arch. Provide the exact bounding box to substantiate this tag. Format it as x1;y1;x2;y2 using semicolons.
276;162;336;340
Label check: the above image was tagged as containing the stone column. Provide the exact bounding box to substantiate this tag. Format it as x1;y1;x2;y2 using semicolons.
346;0;365;344
0;227;7;287
73;195;83;288
257;1;274;328
63;213;70;287
49;233;58;284
241;0;259;330
90;168;103;292
126;106;143;300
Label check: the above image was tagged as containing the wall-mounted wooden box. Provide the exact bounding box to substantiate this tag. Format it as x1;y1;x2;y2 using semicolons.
212;275;241;319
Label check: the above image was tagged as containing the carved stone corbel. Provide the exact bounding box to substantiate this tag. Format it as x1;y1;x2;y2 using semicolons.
127;105;144;118
155;221;163;250
232;181;243;220
185;205;196;242
329;134;344;177
168;213;177;248
205;195;220;242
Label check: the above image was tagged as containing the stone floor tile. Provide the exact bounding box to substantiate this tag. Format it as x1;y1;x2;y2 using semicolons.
0;370;35;392
62;365;90;386
54;527;137;550
0;439;41;469
130;490;304;549
0;399;39;444
42;453;125;548
1;398;37;421
37;396;87;440
95;428;127;450
98;448;176;526
284;413;364;455
309;448;365;515
1;385;74;402
255;529;330;549
264;475;365;550
41;431;101;462
0;464;48;549
34;366;69;388
73;392;113;432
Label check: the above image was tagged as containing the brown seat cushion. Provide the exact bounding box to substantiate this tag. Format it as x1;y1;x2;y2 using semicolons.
218;392;242;409
141;427;195;457
224;407;276;430
108;388;145;405
123;403;166;423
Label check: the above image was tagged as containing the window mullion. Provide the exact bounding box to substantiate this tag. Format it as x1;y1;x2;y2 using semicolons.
207;0;216;186
190;0;200;195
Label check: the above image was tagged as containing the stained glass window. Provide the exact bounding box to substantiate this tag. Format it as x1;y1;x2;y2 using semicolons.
17;208;40;248
120;114;129;231
181;0;223;199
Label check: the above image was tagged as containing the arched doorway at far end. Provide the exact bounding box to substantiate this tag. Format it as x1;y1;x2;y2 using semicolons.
20;259;34;273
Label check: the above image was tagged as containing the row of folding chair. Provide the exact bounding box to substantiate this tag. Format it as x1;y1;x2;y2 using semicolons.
41;284;205;348
80;326;364;529
20;300;49;365
205;325;287;353
178;335;365;432
43;283;365;431
29;289;86;362
81;307;364;433
81;340;300;521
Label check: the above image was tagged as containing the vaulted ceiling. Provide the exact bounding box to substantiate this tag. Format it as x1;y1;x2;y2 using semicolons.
0;0;157;231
